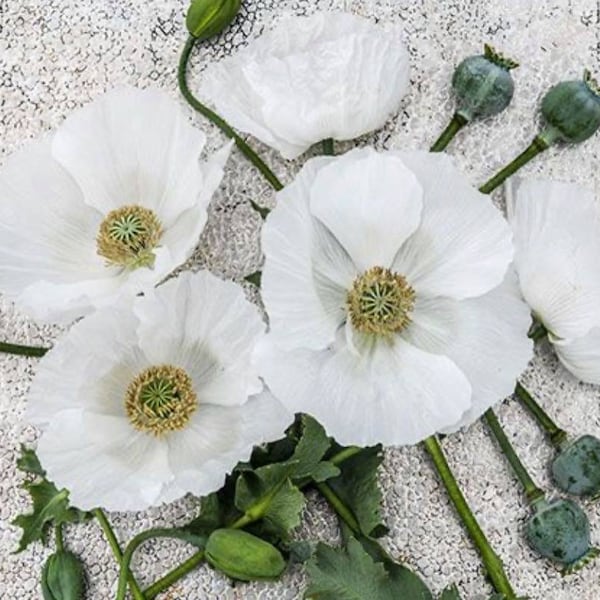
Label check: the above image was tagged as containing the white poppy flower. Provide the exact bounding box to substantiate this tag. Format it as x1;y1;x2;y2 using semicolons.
0;87;231;324
27;271;291;511
256;148;533;446
507;178;600;384
202;12;409;160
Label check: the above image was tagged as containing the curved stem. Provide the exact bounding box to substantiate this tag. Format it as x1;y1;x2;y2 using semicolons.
322;138;335;155
116;529;204;600
423;435;517;599
484;409;545;504
92;509;145;600
315;481;361;534
54;523;64;553
0;341;48;357
178;36;283;193
330;445;361;465
514;382;568;448
478;134;551;194
430;113;469;152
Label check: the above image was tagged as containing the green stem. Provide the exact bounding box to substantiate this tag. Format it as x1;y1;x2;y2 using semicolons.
143;444;362;597
484;409;545;504
315;481;361;534
92;509;145;600
54;523;64;553
430;113;469;152
0;341;48;357
322;138;335;155
514;382;568;448
423;435;517;599
478;133;554;194
178;35;283;195
116;529;204;600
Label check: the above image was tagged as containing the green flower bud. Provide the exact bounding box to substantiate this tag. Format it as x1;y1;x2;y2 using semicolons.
186;0;242;41
451;44;518;121
41;551;85;600
526;498;599;574
552;435;600;499
541;70;600;143
205;528;286;581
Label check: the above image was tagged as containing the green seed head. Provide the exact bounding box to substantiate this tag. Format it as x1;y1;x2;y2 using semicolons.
205;528;286;581
526;498;599;574
41;551;86;600
451;44;518;121
186;0;242;40
541;70;600;143
552;435;600;499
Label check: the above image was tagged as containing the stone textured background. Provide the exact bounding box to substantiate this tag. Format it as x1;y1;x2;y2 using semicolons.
2;0;600;598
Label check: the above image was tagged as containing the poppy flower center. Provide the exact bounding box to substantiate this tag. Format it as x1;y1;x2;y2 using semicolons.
347;266;416;337
97;205;162;269
125;365;197;436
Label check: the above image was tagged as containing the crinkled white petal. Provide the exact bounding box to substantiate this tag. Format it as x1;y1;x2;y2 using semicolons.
135;271;265;405
203;12;409;159
310;148;423;270
262;157;357;351
507;177;600;340
392;151;513;300
552;328;600;385
256;336;472;446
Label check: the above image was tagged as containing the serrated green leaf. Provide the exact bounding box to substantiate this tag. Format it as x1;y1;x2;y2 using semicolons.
439;584;462;599
184;493;224;537
305;538;433;600
16;445;45;477
12;480;87;553
325;444;387;538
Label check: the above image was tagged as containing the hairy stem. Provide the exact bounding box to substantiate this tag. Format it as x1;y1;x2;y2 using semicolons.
92;509;145;600
484;409;545;504
178;35;283;194
423;435;518;599
0;341;48;357
430;113;469;152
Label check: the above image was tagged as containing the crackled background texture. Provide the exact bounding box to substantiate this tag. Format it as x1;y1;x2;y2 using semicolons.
2;0;600;598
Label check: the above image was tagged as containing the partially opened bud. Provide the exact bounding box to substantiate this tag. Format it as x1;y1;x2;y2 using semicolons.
205;528;286;581
541;70;600;143
41;551;85;600
552;435;600;499
526;498;599;574
186;0;242;41
452;44;518;121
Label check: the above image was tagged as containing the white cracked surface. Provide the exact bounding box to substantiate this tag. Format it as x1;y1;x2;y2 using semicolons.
1;0;600;598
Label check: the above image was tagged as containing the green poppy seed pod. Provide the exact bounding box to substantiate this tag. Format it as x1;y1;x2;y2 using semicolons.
41;551;86;600
451;44;518;121
205;528;286;581
526;498;599;574
552;435;600;499
186;0;242;41
541;70;600;143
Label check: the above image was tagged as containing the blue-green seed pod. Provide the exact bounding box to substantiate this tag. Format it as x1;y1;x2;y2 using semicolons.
526;498;599;574
451;44;518;121
205;528;286;581
186;0;242;41
552;435;600;499
41;551;86;600
541;70;600;143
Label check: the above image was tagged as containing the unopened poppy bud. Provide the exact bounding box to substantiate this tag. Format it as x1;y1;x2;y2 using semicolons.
526;498;599;574
186;0;242;41
541;70;600;143
552;435;600;499
205;528;286;581
41;551;86;600
452;44;518;121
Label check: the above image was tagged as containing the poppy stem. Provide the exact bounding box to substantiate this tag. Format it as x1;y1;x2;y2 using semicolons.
0;341;48;357
484;409;546;505
178;35;284;201
430;113;469;152
92;509;145;600
514;382;568;448
423;435;518;599
322;138;335;155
